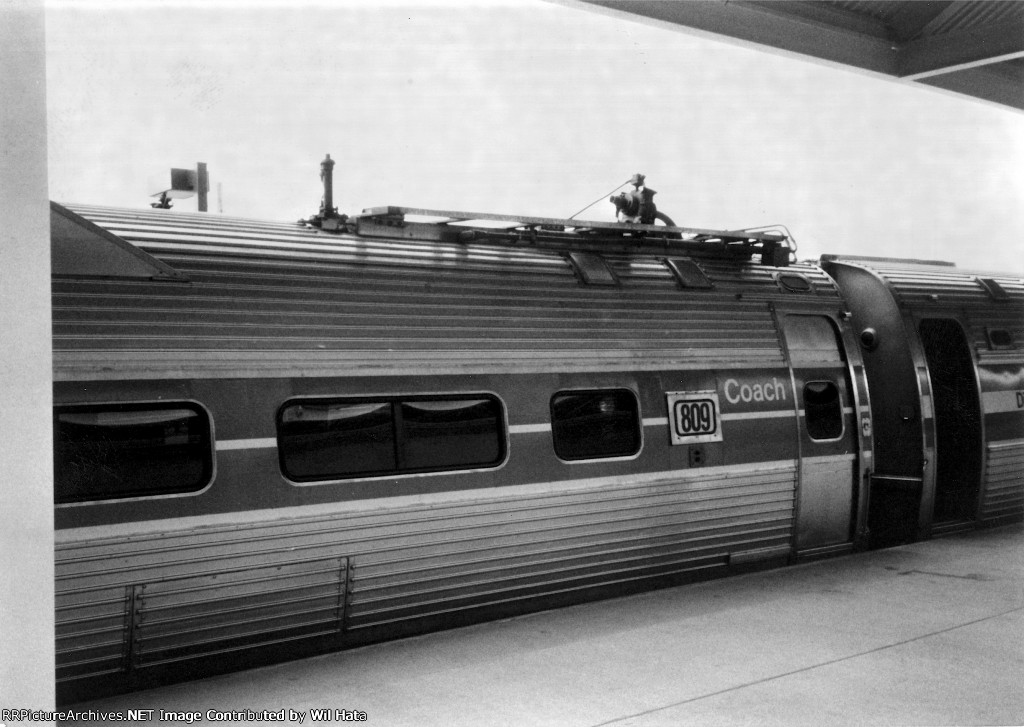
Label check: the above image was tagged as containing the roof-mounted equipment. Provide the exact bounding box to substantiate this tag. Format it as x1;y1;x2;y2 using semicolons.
299;156;794;266
304;154;349;231
348;206;793;266
609;173;673;226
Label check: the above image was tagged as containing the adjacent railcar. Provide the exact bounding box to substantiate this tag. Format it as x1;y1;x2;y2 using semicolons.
50;192;1023;703
822;256;1024;544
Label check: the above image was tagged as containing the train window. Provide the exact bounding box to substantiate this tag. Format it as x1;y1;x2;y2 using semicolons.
803;381;843;440
278;395;505;482
400;399;504;470
986;328;1014;349
551;389;641;460
279;401;397;480
54;403;212;503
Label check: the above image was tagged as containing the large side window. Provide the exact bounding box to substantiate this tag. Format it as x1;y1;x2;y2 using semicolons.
279;401;397;480
551;389;641;461
400;400;504;470
54;402;213;503
804;381;843;440
278;395;505;482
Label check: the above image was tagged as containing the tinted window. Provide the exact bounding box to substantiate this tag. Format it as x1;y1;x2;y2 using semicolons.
401;399;503;470
551;389;641;460
278;395;504;482
804;381;843;440
55;403;212;503
279;401;396;480
987;328;1013;349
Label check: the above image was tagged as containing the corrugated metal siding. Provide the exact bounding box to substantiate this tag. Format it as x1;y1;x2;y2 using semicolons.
56;462;796;686
53;205;839;379
851;261;1024;366
863;263;1024;307
57;550;347;684
982;440;1024;524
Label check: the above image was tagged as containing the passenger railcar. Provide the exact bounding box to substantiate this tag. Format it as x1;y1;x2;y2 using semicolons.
50;173;1024;703
822;256;1024;543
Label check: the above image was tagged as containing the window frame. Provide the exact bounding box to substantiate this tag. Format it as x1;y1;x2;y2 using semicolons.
276;392;508;485
549;387;643;463
53;399;215;506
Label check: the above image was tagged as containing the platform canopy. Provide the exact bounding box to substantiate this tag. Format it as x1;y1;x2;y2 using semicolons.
568;1;1024;112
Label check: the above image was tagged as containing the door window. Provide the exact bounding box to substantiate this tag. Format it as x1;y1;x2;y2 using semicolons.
804;381;843;440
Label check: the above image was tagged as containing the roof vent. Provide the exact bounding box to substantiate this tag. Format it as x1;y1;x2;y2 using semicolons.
665;257;713;289
566;252;618;286
976;277;1009;300
776;272;812;293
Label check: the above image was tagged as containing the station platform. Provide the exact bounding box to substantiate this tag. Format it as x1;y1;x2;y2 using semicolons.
61;524;1023;726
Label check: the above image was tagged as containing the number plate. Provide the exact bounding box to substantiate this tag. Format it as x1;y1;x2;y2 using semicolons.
666;392;723;444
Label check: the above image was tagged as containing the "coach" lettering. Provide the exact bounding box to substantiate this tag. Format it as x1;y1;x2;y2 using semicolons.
723;377;787;404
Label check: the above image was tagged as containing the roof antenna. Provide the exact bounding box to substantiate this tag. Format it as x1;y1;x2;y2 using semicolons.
320;154;337;219
303;153;348;230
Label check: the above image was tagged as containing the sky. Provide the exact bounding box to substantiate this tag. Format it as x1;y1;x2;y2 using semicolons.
43;0;1024;271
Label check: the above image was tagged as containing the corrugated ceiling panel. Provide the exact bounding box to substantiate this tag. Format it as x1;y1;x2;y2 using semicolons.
921;1;1024;37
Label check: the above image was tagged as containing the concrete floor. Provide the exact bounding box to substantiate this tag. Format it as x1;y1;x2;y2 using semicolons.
62;524;1023;726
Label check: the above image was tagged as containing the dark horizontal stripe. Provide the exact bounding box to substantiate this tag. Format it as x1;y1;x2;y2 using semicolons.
985;412;1024;442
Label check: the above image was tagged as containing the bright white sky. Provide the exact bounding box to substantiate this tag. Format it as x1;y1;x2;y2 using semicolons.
44;0;1024;271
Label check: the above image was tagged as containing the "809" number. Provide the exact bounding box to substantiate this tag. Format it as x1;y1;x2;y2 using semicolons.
674;399;716;435
667;392;723;444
